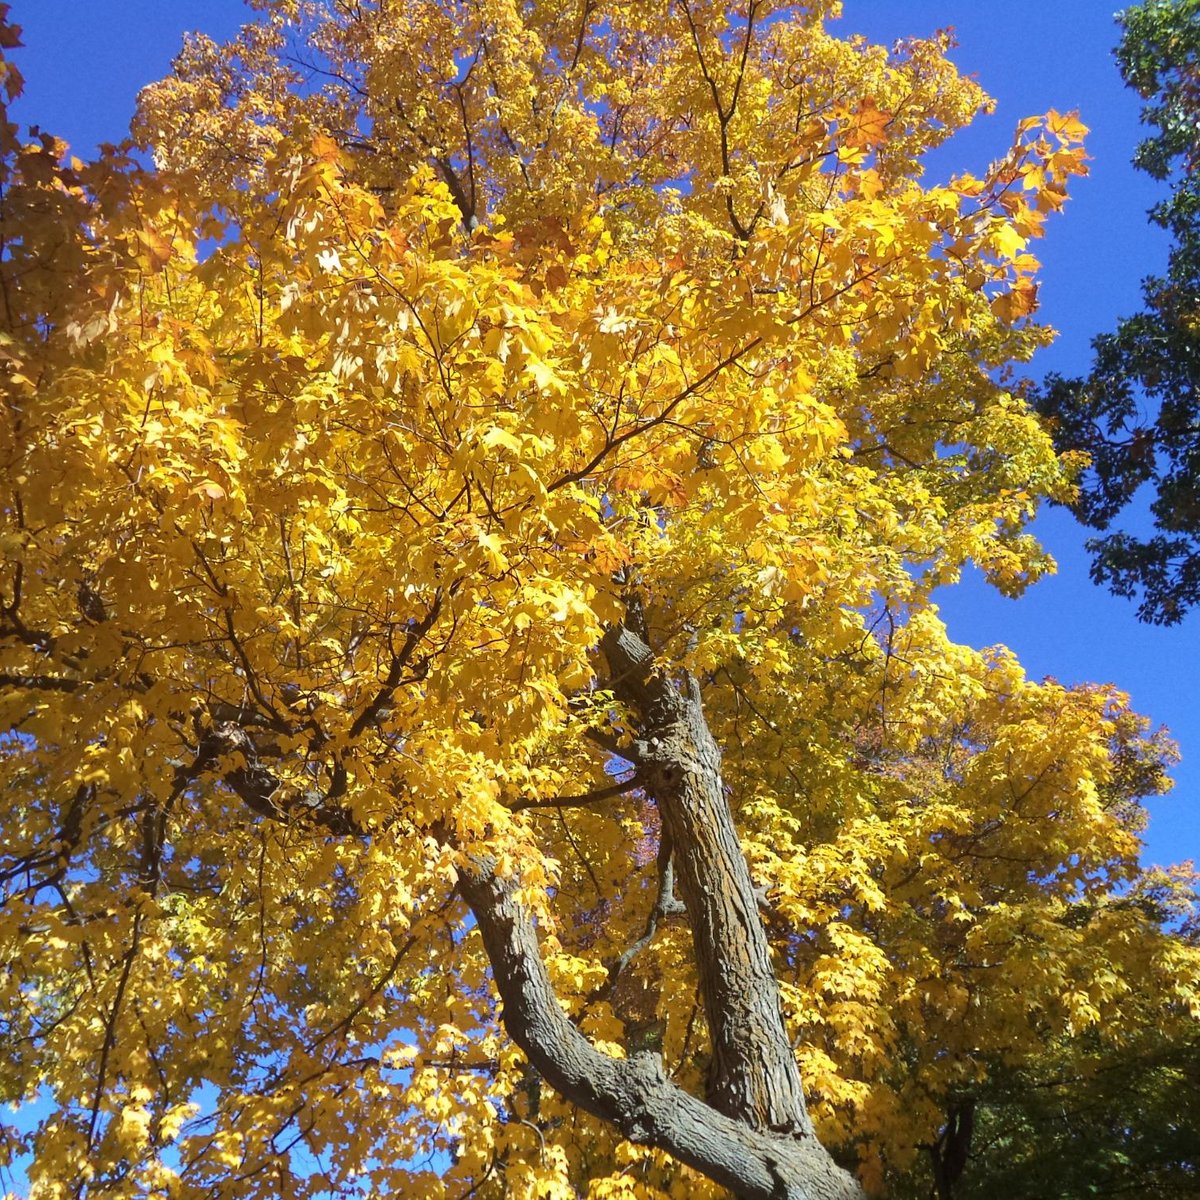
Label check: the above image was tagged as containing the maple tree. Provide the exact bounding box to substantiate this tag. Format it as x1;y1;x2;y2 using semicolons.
1;2;1197;1198
1038;0;1200;624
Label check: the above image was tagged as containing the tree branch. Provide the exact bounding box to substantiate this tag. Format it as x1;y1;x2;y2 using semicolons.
457;854;864;1200
605;828;686;988
348;594;444;739
508;777;640;813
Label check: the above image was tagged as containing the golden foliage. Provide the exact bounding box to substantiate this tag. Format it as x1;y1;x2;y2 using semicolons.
0;2;1193;1196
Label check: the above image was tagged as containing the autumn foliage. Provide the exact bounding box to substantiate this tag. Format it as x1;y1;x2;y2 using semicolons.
0;2;1196;1197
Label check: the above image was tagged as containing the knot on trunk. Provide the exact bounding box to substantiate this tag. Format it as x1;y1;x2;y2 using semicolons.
634;730;711;789
641;737;686;780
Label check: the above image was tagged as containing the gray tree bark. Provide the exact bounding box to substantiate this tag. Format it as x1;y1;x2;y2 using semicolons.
455;620;867;1199
600;624;812;1132
458;857;865;1200
210;618;868;1198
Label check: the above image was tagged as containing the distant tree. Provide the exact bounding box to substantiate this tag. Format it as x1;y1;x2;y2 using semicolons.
902;868;1200;1200
882;712;1200;1200
946;1018;1200;1199
1038;0;1200;624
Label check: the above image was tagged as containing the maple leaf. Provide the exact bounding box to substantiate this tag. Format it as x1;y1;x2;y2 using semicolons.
842;99;893;151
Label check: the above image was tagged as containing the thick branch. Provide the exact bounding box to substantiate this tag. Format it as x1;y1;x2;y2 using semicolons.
601;624;811;1134
458;855;864;1200
195;722;362;837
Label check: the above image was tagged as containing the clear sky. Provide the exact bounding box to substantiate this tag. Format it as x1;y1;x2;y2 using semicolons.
10;1;1198;870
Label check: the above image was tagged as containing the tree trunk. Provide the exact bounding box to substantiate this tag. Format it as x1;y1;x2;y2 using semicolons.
600;624;812;1133
458;856;866;1200
456;620;865;1198
215;619;868;1197
929;1101;975;1200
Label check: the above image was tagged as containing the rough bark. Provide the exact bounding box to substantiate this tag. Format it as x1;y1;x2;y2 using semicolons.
211;622;868;1197
600;624;811;1132
457;621;868;1197
458;856;866;1200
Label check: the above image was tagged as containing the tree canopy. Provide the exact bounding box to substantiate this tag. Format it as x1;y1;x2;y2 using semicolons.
1;2;1197;1198
1038;0;1200;624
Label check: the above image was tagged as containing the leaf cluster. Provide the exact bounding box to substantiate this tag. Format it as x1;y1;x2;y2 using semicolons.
0;3;1192;1197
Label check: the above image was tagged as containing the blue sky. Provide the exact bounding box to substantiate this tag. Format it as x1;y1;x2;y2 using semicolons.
10;1;1197;870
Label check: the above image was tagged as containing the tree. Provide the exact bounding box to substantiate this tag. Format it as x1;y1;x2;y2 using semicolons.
1;3;1196;1198
1038;0;1200;624
876;725;1200;1199
942;1020;1200;1199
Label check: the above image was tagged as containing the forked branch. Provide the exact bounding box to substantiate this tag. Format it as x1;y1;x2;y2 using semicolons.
457;854;864;1200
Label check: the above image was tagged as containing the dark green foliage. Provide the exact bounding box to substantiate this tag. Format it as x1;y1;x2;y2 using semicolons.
888;1016;1200;1200
1038;0;1200;623
958;1035;1200;1199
